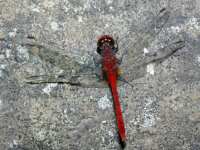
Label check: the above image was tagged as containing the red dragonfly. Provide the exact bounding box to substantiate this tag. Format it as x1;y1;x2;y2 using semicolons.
96;35;126;144
15;8;184;147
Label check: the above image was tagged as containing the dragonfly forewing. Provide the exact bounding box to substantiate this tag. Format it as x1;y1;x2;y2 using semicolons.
123;39;185;82
21;40;83;72
119;8;185;82
18;39;97;85
122;8;170;65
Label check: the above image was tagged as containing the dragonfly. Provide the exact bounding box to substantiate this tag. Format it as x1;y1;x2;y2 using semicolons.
13;8;184;148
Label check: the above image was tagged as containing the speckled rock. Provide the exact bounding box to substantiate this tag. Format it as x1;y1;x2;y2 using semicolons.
0;0;200;150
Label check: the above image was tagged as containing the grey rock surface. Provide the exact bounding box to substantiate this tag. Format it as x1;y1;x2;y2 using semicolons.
0;0;200;150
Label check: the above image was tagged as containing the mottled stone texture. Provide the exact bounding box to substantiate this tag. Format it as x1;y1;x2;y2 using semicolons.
0;0;200;150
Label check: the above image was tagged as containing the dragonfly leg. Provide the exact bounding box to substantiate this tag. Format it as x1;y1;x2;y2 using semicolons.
95;69;104;81
92;55;106;81
93;56;101;68
113;36;119;53
118;76;134;88
118;50;128;65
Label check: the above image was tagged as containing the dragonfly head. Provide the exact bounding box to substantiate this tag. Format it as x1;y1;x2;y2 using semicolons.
97;35;116;55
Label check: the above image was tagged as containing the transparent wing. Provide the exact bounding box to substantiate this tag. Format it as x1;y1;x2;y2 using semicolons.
119;8;185;82
20;38;184;88
17;8;185;88
122;40;185;82
17;39;110;88
121;8;170;55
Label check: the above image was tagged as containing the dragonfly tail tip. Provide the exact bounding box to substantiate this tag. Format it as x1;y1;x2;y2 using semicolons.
120;140;126;149
118;135;126;148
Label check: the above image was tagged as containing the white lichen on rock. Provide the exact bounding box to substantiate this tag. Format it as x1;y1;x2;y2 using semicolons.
105;0;113;5
98;94;112;110
167;17;200;38
147;63;155;75
42;83;58;95
143;113;155;128
5;49;11;58
30;4;40;13
197;55;200;65
0;64;7;78
143;47;150;55
16;45;30;62
142;96;156;128
50;22;59;31
8;28;17;38
43;0;55;8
